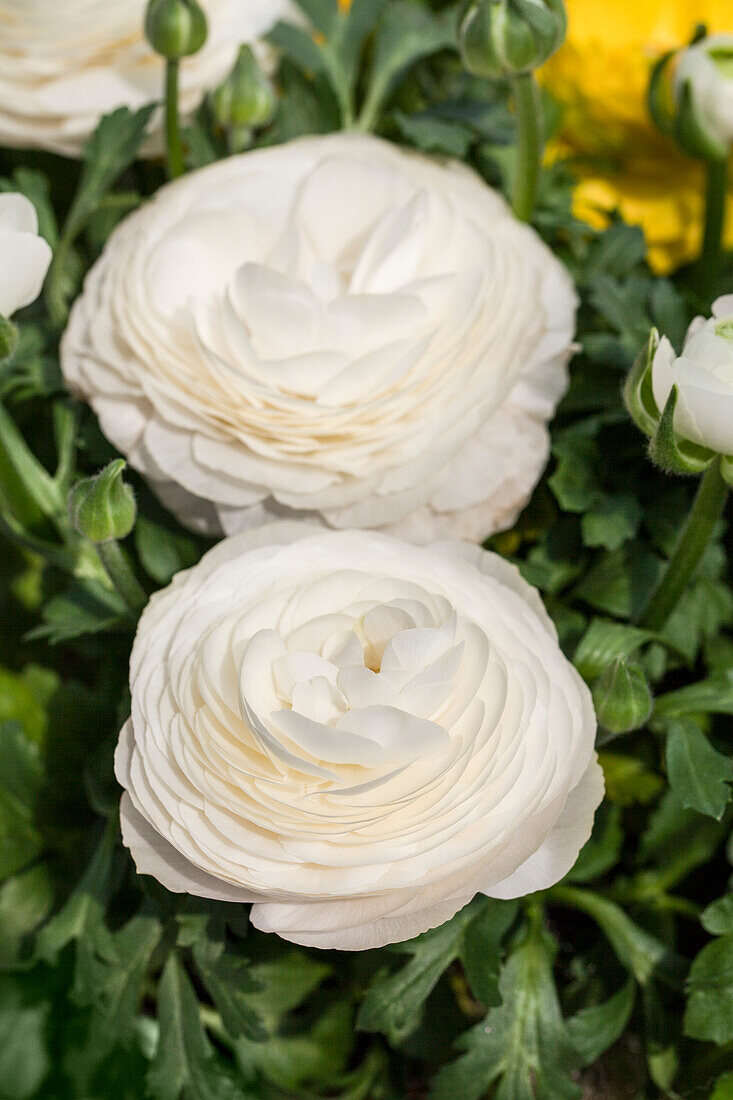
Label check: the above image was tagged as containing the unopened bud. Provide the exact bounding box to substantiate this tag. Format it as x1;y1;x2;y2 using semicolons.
69;460;137;543
649;34;733;162
211;46;277;132
460;0;567;80
145;0;208;60
593;658;653;736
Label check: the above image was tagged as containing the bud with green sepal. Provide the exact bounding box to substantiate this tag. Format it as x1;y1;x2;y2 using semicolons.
625;299;733;633
69;459;137;544
649;32;733;293
459;0;567;222
144;0;208;180
144;0;207;59
592;658;653;738
210;45;277;153
460;0;567;80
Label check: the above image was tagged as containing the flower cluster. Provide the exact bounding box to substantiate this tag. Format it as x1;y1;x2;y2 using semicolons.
61;133;577;543
117;523;601;950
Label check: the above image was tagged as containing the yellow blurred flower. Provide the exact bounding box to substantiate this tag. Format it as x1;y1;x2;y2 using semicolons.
542;0;733;272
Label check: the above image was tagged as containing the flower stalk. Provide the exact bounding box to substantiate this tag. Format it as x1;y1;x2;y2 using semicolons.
165;58;185;178
698;158;728;298
638;457;728;632
96;539;147;615
511;72;543;222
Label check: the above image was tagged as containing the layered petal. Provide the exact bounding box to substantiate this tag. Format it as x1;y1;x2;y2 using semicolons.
115;523;601;950
62;133;577;542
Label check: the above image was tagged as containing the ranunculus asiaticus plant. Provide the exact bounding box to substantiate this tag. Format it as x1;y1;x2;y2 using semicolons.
115;523;602;950
0;0;293;157
61;133;577;543
542;0;733;273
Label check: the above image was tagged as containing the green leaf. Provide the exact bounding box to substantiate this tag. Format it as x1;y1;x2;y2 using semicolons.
0;976;50;1100
565;803;623;883
665;719;733;819
235;1001;354;1092
193;939;267;1043
35;813;119;963
566;979;635;1066
358;5;456;131
73;913;161;1050
0;863;54;966
574;619;655;681
460;900;519;1009
149;952;253;1100
0;401;63;532
249;951;331;1023
550;886;666;985
45;105;155;325
357;898;512;1043
702;895;733;936
25;578;128;644
581;493;642;551
638;790;726;889
598;751;664;807
684;933;733;1044
573;543;663;619
712;1072;733;1100
0;722;44;882
134;515;200;585
654;670;733;719
430;917;582;1100
391;110;475;157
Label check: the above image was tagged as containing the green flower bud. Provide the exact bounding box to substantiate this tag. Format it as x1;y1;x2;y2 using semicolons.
0;315;18;363
648;36;731;163
69;460;137;543
460;0;567;80
592;658;653;737
145;0;208;60
211;46;277;132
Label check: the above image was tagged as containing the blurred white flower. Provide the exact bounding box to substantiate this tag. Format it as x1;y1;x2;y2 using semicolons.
116;523;601;950
0;194;52;318
62;133;577;543
0;0;292;157
652;295;733;455
674;34;733;151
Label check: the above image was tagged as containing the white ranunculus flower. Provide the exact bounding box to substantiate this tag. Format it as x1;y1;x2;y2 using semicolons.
652;295;733;455
0;194;52;319
0;0;293;157
62;133;578;544
115;523;602;951
674;34;733;150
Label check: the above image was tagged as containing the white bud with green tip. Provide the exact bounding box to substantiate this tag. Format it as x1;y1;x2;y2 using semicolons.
624;298;733;482
144;0;208;60
592;658;653;737
211;45;277;133
460;0;567;79
674;35;733;160
69;459;137;543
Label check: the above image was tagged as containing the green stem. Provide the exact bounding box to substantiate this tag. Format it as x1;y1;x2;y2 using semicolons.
638;457;728;632
165;59;185;179
96;540;147;615
697;158;728;299
510;73;543;223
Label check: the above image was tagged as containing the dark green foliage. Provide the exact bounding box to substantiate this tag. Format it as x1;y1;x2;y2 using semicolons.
1;4;733;1098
